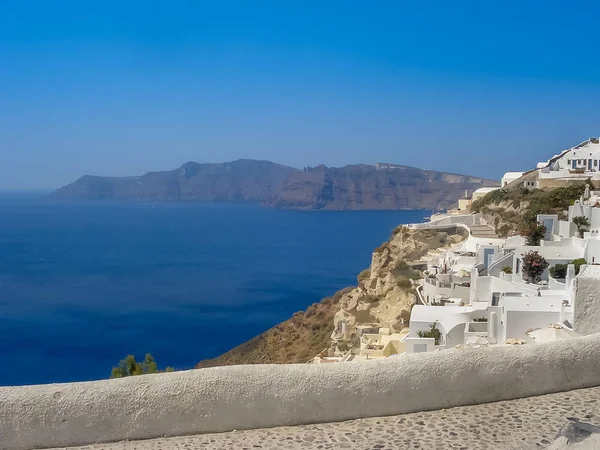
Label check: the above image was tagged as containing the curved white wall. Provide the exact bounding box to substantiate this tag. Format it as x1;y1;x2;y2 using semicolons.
2;334;600;450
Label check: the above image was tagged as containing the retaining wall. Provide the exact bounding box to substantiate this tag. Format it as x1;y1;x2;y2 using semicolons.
2;334;600;450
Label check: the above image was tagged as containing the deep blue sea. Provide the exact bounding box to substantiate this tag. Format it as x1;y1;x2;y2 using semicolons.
0;193;426;386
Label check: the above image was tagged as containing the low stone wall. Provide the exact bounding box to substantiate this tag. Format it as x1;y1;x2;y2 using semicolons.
3;334;600;450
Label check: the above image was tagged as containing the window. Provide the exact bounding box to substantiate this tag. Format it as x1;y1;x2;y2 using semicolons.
595;160;598;167
567;159;571;164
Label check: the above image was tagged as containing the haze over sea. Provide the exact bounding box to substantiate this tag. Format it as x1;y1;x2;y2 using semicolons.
0;193;426;386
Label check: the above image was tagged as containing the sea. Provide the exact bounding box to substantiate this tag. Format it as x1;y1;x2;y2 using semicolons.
0;193;427;386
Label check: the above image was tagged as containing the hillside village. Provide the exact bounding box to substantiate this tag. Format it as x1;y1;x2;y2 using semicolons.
312;137;600;363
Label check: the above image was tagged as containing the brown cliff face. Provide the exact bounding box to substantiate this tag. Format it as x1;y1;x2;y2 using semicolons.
195;287;352;368
195;226;468;368
269;164;496;210
52;160;497;210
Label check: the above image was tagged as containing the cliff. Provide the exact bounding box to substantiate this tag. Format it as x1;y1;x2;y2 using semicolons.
52;159;497;210
196;225;467;368
268;164;494;210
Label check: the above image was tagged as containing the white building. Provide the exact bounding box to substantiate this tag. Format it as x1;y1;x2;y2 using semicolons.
406;210;600;353
505;138;600;189
501;172;523;187
472;187;499;202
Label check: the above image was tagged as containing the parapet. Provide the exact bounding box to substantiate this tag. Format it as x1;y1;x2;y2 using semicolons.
2;334;600;449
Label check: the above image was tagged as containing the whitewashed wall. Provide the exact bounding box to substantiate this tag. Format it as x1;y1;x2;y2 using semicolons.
2;334;600;450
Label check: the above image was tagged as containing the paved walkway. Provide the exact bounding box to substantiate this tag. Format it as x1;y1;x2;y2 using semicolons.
52;387;600;450
469;224;499;239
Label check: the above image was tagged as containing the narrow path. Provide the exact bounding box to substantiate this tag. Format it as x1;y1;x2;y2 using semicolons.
469;224;499;239
51;386;600;450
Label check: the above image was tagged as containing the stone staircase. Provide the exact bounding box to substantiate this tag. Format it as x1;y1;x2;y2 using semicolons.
469;224;499;239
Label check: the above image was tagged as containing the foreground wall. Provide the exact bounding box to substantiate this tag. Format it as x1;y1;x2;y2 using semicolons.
2;334;600;450
575;268;600;335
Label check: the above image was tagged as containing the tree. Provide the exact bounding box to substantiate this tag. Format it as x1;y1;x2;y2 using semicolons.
522;250;549;283
417;321;442;345
572;216;591;238
522;222;547;246
571;258;587;275
110;354;174;378
549;264;567;279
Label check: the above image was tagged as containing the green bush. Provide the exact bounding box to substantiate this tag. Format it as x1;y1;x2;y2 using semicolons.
497;224;512;238
395;277;412;290
523;223;547;246
501;266;513;274
471;182;586;230
337;342;351;352
416;322;441;345
550;264;567;279
111;354;174;378
393;260;421;280
571;258;587;275
573;216;591;237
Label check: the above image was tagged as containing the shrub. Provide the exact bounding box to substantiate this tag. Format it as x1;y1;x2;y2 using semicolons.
397;309;411;325
501;266;513;274
573;216;591;237
111;354;174;378
395;277;412;290
522;223;547;246
549;264;567;279
393;260;421;280
305;305;317;318
522;250;549;283
337;342;351;352
571;258;587;275
497;224;512;238
473;317;488;322
417;322;441;345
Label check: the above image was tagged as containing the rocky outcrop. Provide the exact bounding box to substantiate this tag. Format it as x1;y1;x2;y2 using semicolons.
196;225;468;367
52;160;497;210
330;226;467;352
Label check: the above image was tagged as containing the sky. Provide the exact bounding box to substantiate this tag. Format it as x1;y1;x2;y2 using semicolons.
1;1;600;189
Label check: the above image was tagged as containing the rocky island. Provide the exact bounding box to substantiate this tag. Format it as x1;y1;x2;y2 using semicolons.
52;159;497;210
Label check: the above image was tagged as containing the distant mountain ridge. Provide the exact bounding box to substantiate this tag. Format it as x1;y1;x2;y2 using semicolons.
51;159;498;210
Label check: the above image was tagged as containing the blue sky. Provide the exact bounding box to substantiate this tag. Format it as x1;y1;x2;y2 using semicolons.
1;1;600;189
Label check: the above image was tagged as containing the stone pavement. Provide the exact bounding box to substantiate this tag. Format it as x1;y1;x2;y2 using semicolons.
51;387;600;450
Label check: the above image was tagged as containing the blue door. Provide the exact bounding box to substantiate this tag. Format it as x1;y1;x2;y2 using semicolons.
589;159;593;171
483;248;494;269
573;160;577;169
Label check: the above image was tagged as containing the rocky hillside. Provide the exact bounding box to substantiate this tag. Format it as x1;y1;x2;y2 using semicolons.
329;226;467;353
471;182;588;237
196;225;467;368
52;159;497;210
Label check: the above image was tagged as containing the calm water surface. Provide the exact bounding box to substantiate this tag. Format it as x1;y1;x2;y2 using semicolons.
0;194;426;386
